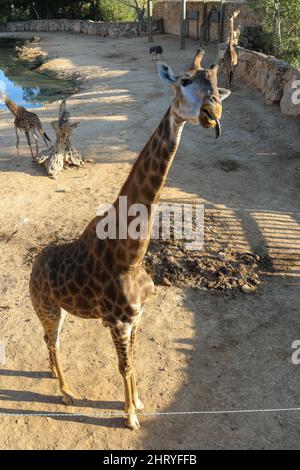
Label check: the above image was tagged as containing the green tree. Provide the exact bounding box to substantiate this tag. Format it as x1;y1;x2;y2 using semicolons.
115;0;146;23
249;0;300;67
0;1;132;22
100;0;135;22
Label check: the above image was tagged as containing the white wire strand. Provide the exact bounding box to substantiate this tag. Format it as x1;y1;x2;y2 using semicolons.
1;407;300;418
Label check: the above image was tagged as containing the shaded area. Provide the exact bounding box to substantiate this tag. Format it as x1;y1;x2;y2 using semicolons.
142;285;300;450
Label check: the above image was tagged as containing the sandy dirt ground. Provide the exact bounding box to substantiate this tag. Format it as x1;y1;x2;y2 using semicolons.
0;32;300;450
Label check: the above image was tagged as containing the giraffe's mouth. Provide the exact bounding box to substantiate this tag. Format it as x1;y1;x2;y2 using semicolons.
199;108;222;139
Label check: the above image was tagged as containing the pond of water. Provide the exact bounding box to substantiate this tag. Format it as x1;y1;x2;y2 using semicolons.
0;40;76;111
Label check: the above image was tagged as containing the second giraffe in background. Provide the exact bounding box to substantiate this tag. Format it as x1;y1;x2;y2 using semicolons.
0;92;50;165
223;10;240;90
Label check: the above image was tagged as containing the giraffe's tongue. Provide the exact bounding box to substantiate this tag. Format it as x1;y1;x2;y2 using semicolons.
201;107;222;139
215;119;221;139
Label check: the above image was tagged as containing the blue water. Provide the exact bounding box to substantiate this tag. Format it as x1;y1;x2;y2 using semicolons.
0;69;42;109
0;44;76;111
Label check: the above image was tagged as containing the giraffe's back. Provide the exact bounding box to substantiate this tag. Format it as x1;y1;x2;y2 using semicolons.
14;107;42;131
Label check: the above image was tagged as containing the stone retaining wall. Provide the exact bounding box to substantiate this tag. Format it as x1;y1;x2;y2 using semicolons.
0;18;164;38
235;48;300;118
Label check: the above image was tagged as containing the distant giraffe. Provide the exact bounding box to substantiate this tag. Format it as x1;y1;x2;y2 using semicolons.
0;93;51;165
223;10;240;90
29;55;231;430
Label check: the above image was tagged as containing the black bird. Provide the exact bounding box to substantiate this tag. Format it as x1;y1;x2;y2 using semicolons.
149;45;163;61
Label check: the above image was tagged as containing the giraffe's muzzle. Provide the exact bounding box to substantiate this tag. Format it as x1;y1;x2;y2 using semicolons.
199;102;222;139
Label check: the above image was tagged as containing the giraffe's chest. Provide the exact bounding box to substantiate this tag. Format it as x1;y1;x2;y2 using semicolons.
54;261;154;323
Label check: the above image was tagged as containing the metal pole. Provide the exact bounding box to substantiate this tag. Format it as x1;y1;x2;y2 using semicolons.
219;0;225;43
147;0;153;43
201;0;208;44
180;0;186;50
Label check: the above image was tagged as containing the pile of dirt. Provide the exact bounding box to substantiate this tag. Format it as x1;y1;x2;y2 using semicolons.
145;240;264;292
144;212;275;293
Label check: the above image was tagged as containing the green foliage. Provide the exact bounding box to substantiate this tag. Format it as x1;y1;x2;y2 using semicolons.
100;0;135;22
248;0;300;67
0;0;136;22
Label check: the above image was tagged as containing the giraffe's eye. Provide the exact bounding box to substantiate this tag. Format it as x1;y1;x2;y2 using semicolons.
181;78;192;87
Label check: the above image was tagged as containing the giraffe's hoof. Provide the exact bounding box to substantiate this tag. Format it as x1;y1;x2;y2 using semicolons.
125;413;140;431
62;392;74;406
134;398;144;411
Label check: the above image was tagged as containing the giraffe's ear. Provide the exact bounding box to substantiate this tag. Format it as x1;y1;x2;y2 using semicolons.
218;88;231;101
157;62;176;85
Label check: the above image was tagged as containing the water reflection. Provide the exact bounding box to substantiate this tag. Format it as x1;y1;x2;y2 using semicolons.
0;43;76;110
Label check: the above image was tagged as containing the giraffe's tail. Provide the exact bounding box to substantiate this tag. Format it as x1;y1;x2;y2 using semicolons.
43;131;51;142
37;125;51;142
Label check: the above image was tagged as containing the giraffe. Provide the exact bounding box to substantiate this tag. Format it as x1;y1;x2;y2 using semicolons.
0;92;51;165
187;48;205;76
223;10;240;90
29;57;231;430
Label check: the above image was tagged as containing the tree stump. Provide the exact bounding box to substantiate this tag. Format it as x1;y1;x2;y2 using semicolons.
36;99;85;178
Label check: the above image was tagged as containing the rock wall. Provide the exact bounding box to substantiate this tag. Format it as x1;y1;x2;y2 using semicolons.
0;18;164;38
235;48;300;118
153;1;260;42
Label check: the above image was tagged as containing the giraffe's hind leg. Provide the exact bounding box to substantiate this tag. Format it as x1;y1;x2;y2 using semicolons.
32;131;39;160
15;128;20;166
44;308;66;379
25;130;35;160
39;307;74;405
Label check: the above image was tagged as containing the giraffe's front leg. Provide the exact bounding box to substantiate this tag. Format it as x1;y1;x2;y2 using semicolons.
131;370;144;411
130;320;144;411
110;323;140;430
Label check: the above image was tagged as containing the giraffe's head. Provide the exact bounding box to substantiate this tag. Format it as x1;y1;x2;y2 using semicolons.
157;60;230;138
229;9;240;22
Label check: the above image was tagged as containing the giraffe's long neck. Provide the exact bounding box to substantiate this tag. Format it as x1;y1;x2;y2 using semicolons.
229;19;235;50
116;106;185;264
89;106;185;267
4;96;20;116
119;106;184;206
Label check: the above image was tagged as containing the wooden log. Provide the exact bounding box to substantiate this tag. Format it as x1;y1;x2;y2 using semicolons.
36;99;84;178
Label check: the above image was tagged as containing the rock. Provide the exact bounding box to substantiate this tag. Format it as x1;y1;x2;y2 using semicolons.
280;68;300;117
235;47;300;118
162;277;171;286
108;27;121;38
217;251;226;261
240;283;257;294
